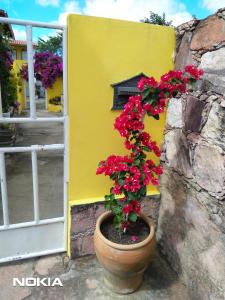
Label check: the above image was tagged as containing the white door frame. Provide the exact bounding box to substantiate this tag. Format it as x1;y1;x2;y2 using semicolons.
0;17;68;263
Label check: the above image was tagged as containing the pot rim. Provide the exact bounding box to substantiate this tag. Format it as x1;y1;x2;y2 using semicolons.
95;211;155;250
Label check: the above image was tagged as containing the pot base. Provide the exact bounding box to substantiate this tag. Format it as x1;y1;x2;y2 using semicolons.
103;268;144;294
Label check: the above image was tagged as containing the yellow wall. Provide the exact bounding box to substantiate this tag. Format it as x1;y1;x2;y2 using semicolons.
47;77;63;112
12;59;26;112
13;45;26;60
12;45;27;112
67;14;175;206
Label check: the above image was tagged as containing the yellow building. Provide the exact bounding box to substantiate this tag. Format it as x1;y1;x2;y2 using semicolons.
10;40;35;112
10;40;63;113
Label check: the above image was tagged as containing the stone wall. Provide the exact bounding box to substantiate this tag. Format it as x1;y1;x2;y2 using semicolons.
157;8;225;300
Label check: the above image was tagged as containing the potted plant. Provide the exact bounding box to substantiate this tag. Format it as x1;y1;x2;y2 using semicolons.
49;96;61;105
94;65;203;294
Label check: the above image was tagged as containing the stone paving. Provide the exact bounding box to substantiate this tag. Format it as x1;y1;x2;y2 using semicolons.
0;252;190;300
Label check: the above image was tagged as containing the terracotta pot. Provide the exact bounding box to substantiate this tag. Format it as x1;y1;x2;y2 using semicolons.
94;211;155;294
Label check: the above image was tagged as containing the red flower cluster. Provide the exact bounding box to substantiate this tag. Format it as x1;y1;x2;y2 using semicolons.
122;200;141;214
137;76;158;91
139;131;161;156
114;95;144;138
185;65;204;80
97;65;203;232
96;155;133;176
144;102;165;115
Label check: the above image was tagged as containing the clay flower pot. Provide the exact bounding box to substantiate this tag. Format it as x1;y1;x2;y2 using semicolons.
94;211;155;294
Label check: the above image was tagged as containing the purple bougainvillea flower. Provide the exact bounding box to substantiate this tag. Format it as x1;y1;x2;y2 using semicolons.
19;51;63;89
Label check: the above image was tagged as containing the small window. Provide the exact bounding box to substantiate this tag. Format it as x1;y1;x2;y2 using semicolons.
12;50;17;60
111;73;147;110
22;51;27;60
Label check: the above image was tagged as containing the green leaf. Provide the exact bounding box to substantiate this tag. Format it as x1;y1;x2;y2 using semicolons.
118;179;125;186
120;171;126;177
104;202;111;210
134;159;141;166
153;114;160;120
114;223;121;230
141;174;145;180
146;110;152;117
114;206;122;214
138;152;146;160
114;214;122;225
129;212;138;222
111;173;117;180
104;195;111;201
147;98;155;105
140;186;147;197
142;146;150;152
110;194;115;201
127;192;136;200
142;88;150;100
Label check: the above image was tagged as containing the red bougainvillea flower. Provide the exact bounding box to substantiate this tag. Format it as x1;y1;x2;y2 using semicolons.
152;165;163;175
112;184;122;195
131;235;138;242
121;221;130;230
96;155;133;176
138;76;158;91
130;200;141;213
122;204;133;214
185;65;204;80
97;65;203;232
124;139;134;150
151;177;159;186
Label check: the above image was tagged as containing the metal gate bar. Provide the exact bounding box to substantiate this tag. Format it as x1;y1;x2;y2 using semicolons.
0;153;9;226
0;17;68;261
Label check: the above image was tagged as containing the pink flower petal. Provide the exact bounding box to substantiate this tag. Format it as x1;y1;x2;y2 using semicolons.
131;235;138;242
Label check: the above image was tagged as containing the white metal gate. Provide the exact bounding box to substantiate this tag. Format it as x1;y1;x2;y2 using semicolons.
0;17;68;263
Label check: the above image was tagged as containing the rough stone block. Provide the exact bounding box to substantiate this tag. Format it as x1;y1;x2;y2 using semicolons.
71;203;104;234
70;202;105;258
175;31;195;70
166;98;183;128
184;96;206;132
199;48;225;95
71;235;95;258
157;168;225;300
201;101;225;150
199;241;225;290
141;195;160;226
191;16;225;50
164;129;192;178
193;142;225;198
